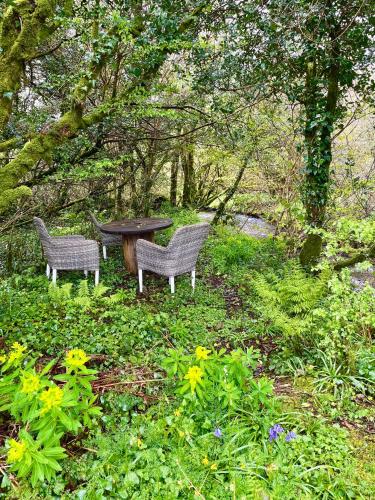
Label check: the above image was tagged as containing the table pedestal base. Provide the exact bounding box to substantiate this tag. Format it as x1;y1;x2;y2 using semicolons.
122;232;154;274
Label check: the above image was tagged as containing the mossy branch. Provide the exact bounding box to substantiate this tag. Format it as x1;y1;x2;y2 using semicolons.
0;137;20;152
333;244;375;271
0;2;206;214
0;1;72;132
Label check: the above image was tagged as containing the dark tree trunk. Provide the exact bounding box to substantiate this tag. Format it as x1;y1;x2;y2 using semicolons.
170;153;179;206
130;157;138;213
182;147;195;207
140;139;155;217
212;160;247;225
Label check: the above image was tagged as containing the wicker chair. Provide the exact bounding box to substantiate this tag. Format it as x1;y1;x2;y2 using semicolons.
33;217;100;285
89;212;122;259
136;223;210;293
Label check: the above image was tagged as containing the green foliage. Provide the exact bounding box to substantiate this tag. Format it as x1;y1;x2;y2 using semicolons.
37;385;371;498
320;216;375;266
6;429;66;488
48;280;110;310
0;344;101;486
163;345;261;413
251;262;375;396
206;226;286;276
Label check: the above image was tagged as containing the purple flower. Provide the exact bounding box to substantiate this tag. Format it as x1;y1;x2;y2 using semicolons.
213;428;223;438
269;424;284;442
285;431;297;442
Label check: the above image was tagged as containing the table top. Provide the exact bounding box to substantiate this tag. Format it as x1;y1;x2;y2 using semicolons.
100;217;173;235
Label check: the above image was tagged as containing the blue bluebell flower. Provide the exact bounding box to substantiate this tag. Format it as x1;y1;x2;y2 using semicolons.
285;431;297;442
269;424;284;442
213;427;223;438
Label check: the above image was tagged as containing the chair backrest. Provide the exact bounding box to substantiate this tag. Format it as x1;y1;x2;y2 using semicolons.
88;212;102;230
33;217;51;249
167;223;210;271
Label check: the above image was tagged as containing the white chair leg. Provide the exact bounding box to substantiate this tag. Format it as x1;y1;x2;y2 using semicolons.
170;276;175;294
191;269;196;290
94;270;99;286
138;269;143;293
46;264;50;279
84;270;88;278
103;245;107;260
52;269;57;284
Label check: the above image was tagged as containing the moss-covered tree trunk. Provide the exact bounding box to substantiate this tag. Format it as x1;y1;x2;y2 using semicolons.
0;0;70;133
212;160;247;225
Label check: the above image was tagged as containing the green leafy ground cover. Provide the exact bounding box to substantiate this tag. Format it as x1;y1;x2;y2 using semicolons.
0;209;373;498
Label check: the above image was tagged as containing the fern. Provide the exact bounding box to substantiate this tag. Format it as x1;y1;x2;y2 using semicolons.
251;262;330;346
48;283;72;307
48;280;109;310
77;280;89;298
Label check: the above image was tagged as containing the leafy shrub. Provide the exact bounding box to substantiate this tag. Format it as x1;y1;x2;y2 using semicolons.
0;343;101;486
163;345;261;412
251;262;330;348
322;216;375;263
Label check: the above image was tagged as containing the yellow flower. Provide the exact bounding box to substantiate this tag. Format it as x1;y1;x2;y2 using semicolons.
21;373;41;394
65;349;90;369
195;346;210;361
0;355;6;364
210;463;218;471
8;342;26;364
137;438;143;448
12;342;26;353
202;456;209;466
184;365;203;392
178;430;185;438
39;386;63;414
7;439;26;463
174;409;181;417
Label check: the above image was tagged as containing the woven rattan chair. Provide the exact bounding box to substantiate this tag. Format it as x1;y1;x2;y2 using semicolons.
34;217;100;285
136;222;210;293
89;212;122;259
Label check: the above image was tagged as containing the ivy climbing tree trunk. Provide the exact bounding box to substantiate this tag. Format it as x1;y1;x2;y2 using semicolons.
300;41;340;266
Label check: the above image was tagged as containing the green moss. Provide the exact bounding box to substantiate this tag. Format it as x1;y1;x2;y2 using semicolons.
0;186;32;212
299;233;323;267
0;107;89;213
0;0;69;131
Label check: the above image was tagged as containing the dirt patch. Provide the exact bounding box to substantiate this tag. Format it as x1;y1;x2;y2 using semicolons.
206;275;243;315
243;335;278;358
92;365;166;403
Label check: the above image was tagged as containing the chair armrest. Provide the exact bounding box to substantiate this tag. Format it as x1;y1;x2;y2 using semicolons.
136;239;168;256
52;235;85;240
49;239;98;251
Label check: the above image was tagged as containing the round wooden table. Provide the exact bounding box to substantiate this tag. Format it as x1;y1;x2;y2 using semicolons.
100;217;173;274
